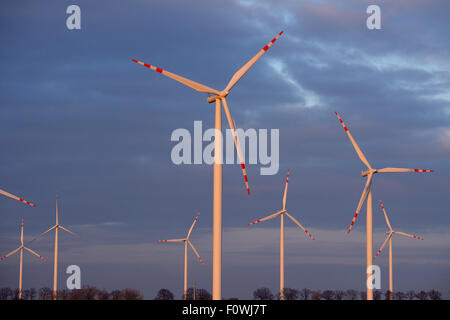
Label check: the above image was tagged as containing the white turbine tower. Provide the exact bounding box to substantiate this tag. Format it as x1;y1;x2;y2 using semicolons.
374;199;424;300
132;31;283;299
0;217;47;299
158;211;205;300
334;111;433;300
1;188;36;207
29;195;78;300
248;170;315;300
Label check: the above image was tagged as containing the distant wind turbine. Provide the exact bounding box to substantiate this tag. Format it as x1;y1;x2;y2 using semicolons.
374;199;424;300
158;211;204;300
0;188;36;207
248;170;315;300
0;217;46;299
132;31;283;299
334;111;433;300
29;195;78;300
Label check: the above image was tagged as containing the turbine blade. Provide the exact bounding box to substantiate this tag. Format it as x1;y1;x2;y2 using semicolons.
55;194;59;225
248;210;283;226
157;238;185;243
186;211;200;239
224;31;283;92
375;233;392;259
347;174;373;234
282;170;290;210
28;225;57;244
222;97;250;195
334;112;372;170
0;247;21;261
59;226;79;238
131;59;220;95
284;211;315;240
20;217;24;245
394;231;424;240
23;247;47;262
378;199;393;231
187;240;205;265
0;189;36;207
377;167;434;173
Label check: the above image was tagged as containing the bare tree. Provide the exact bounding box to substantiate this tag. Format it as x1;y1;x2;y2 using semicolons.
253;287;274;300
154;288;174;300
110;290;122;300
311;290;321;300
12;289;20;300
416;291;428;300
69;289;86;300
334;290;346;300
321;290;335;300
196;288;212;300
428;290;441;300
29;288;36;300
39;287;52;300
373;290;382;300
281;288;299;300
299;288;311;300
21;289;31;300
97;290;111;300
57;289;70;300
383;290;392;300
395;291;406;300
0;288;12;300
346;289;358;300
87;286;99;300
360;291;367;300
120;288;143;300
406;290;416;300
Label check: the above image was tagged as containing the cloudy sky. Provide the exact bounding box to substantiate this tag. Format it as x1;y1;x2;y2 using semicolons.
0;0;449;299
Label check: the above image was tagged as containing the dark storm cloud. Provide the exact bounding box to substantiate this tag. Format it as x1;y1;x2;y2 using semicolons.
0;0;449;298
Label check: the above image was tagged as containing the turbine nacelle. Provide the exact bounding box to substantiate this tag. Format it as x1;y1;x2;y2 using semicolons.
361;169;377;177
206;91;229;103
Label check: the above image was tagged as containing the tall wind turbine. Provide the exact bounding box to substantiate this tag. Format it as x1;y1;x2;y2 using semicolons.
374;199;424;300
30;195;78;300
0;189;36;207
0;217;47;299
158;211;205;300
132;31;283;299
334;111;433;300
248;170;315;300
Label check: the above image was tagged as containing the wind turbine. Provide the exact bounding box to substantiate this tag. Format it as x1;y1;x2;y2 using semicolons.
374;199;424;300
248;170;315;300
158;211;205;300
132;31;283;299
1;188;36;207
29;195;78;300
334;111;433;300
0;217;47;299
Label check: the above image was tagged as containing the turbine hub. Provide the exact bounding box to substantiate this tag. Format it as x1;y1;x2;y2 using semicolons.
361;169;377;177
206;91;229;104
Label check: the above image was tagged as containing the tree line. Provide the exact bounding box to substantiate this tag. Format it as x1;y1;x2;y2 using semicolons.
251;288;443;300
154;287;443;300
0;286;143;300
0;286;443;300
